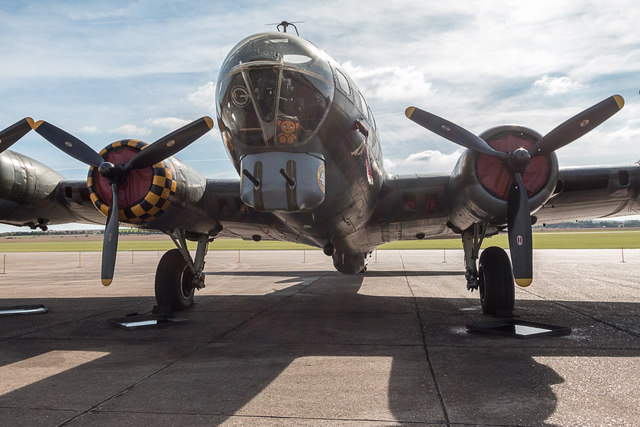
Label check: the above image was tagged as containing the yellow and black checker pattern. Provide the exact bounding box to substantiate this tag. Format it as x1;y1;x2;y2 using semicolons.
87;139;177;224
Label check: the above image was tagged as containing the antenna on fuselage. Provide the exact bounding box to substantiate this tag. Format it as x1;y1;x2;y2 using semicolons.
266;20;304;35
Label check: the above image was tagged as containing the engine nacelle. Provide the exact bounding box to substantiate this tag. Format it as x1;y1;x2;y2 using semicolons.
88;139;207;227
0;150;75;228
447;125;559;231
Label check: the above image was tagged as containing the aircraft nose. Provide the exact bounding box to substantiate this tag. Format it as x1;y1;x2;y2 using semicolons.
216;34;334;148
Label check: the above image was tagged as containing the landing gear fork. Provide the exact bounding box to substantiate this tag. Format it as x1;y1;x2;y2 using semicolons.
462;223;487;291
169;229;210;291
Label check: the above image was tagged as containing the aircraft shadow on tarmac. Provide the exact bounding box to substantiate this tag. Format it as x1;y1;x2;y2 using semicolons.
1;272;639;425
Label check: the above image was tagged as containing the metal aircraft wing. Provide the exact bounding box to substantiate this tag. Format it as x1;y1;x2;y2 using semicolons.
0;150;293;242
363;163;639;246
363;174;453;246
535;165;640;224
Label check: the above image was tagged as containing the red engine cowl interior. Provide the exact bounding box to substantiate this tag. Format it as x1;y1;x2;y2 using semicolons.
87;140;177;224
476;131;550;200
93;147;153;206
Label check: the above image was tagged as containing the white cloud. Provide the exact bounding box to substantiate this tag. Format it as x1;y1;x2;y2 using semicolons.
111;118;202;139
385;149;463;175
341;61;434;102
110;124;152;137
80;125;100;134
532;75;582;95
189;81;217;111
67;6;131;21
145;117;191;130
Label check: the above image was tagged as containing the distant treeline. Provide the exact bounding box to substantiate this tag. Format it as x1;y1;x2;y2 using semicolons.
1;220;639;238
537;220;640;229
0;229;164;237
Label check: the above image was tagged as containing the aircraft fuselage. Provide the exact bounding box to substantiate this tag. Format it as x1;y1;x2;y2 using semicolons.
216;32;385;265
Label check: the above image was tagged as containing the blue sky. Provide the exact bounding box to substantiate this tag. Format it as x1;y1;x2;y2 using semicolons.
1;0;639;230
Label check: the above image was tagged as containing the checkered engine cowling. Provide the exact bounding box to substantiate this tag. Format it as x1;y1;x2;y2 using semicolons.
87;139;177;224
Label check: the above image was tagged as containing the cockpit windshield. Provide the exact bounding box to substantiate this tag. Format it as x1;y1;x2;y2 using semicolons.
217;33;334;147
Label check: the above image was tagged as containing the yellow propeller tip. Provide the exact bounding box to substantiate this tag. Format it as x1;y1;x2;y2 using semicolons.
203;116;214;130
613;95;624;110
405;107;416;119
101;279;112;287
27;118;44;130
515;278;532;287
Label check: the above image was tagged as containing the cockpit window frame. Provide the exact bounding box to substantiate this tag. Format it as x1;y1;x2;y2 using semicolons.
218;34;335;86
238;62;285;147
219;63;334;95
218;62;334;148
358;92;368;116
334;68;351;95
368;106;376;129
216;33;336;150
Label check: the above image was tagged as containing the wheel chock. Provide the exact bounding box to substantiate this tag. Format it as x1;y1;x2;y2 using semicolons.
108;312;187;330
467;319;571;339
0;304;48;316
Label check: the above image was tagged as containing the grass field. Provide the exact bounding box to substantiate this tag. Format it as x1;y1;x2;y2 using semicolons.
0;230;638;252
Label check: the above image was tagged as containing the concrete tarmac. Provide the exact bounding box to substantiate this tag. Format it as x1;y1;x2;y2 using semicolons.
0;249;639;426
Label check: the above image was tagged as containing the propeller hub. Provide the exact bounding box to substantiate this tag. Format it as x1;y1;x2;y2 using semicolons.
507;148;531;173
98;162;124;183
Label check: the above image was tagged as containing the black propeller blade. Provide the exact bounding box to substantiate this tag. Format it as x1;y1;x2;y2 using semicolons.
407;95;624;285
124;117;213;172
405;107;507;159
0;118;35;153
30;120;104;167
29;116;214;285
529;95;624;157
101;183;120;286
507;173;532;286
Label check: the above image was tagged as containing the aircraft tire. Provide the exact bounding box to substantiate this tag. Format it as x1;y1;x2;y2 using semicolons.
478;246;514;316
155;249;195;311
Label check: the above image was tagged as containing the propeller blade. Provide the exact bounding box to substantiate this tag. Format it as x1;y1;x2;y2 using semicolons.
405;107;507;159
0;118;34;153
29;120;104;167
507;173;533;287
529;95;624;157
124;116;213;172
101;183;120;286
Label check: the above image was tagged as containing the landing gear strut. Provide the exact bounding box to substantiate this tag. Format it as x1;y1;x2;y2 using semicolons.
155;230;210;311
462;225;514;317
462;224;487;291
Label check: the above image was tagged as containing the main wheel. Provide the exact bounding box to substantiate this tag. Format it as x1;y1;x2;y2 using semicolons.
478;246;514;316
155;249;195;311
